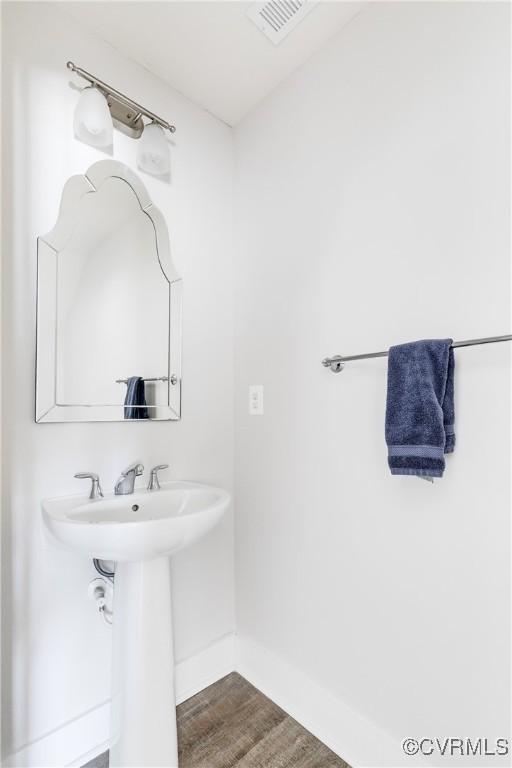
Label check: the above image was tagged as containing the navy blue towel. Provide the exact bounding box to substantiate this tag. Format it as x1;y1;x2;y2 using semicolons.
123;377;149;420
385;339;455;478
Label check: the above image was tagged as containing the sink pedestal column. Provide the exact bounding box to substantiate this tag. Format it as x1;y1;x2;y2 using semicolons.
110;557;178;768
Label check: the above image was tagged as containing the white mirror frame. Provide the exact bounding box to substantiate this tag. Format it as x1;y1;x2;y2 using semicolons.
35;159;182;423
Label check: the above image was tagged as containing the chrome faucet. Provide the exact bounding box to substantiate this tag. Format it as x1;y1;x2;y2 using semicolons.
114;462;144;495
75;472;103;500
147;464;169;491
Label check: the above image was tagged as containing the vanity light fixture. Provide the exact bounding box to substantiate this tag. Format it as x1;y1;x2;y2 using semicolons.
67;61;176;143
73;86;113;148
137;121;170;176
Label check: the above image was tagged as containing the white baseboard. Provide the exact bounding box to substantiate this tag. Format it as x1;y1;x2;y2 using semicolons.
175;632;235;705
235;634;414;768
4;633;236;768
2;700;111;768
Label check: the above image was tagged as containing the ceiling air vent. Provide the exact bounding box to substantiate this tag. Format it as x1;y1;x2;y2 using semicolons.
247;0;319;45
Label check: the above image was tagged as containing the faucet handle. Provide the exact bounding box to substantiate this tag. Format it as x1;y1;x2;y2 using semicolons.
147;464;169;491
75;472;103;500
122;462;144;477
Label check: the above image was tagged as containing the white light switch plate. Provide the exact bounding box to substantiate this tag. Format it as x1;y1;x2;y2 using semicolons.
249;385;264;415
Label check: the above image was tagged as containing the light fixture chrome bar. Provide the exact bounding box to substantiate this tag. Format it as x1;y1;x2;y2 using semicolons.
322;334;512;373
67;61;176;133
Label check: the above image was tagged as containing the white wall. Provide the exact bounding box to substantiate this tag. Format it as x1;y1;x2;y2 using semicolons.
234;3;510;766
1;2;234;763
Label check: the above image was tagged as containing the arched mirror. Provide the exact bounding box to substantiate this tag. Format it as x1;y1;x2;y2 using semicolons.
36;160;182;422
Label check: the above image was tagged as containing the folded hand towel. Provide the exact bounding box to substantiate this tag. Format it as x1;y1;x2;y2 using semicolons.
385;339;455;478
124;376;149;420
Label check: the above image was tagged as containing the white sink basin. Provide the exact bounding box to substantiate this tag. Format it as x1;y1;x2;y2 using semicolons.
42;480;229;562
42;479;230;768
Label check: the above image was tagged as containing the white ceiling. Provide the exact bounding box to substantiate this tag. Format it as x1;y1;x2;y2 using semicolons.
63;1;364;125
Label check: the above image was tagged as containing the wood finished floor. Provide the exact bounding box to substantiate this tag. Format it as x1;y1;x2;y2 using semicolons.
83;672;350;768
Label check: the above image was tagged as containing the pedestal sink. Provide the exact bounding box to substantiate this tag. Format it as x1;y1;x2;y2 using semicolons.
42;481;230;768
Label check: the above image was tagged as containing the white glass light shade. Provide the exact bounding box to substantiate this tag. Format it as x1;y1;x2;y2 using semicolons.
73;87;113;148
137;122;170;176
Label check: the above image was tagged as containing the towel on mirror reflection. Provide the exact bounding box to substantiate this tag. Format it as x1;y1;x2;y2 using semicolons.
385;339;455;479
124;376;149;420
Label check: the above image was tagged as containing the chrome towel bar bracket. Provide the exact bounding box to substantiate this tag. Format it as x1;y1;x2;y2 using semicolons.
322;356;345;373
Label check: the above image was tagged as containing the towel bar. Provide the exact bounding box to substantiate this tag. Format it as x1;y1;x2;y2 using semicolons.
322;334;512;373
116;375;178;385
